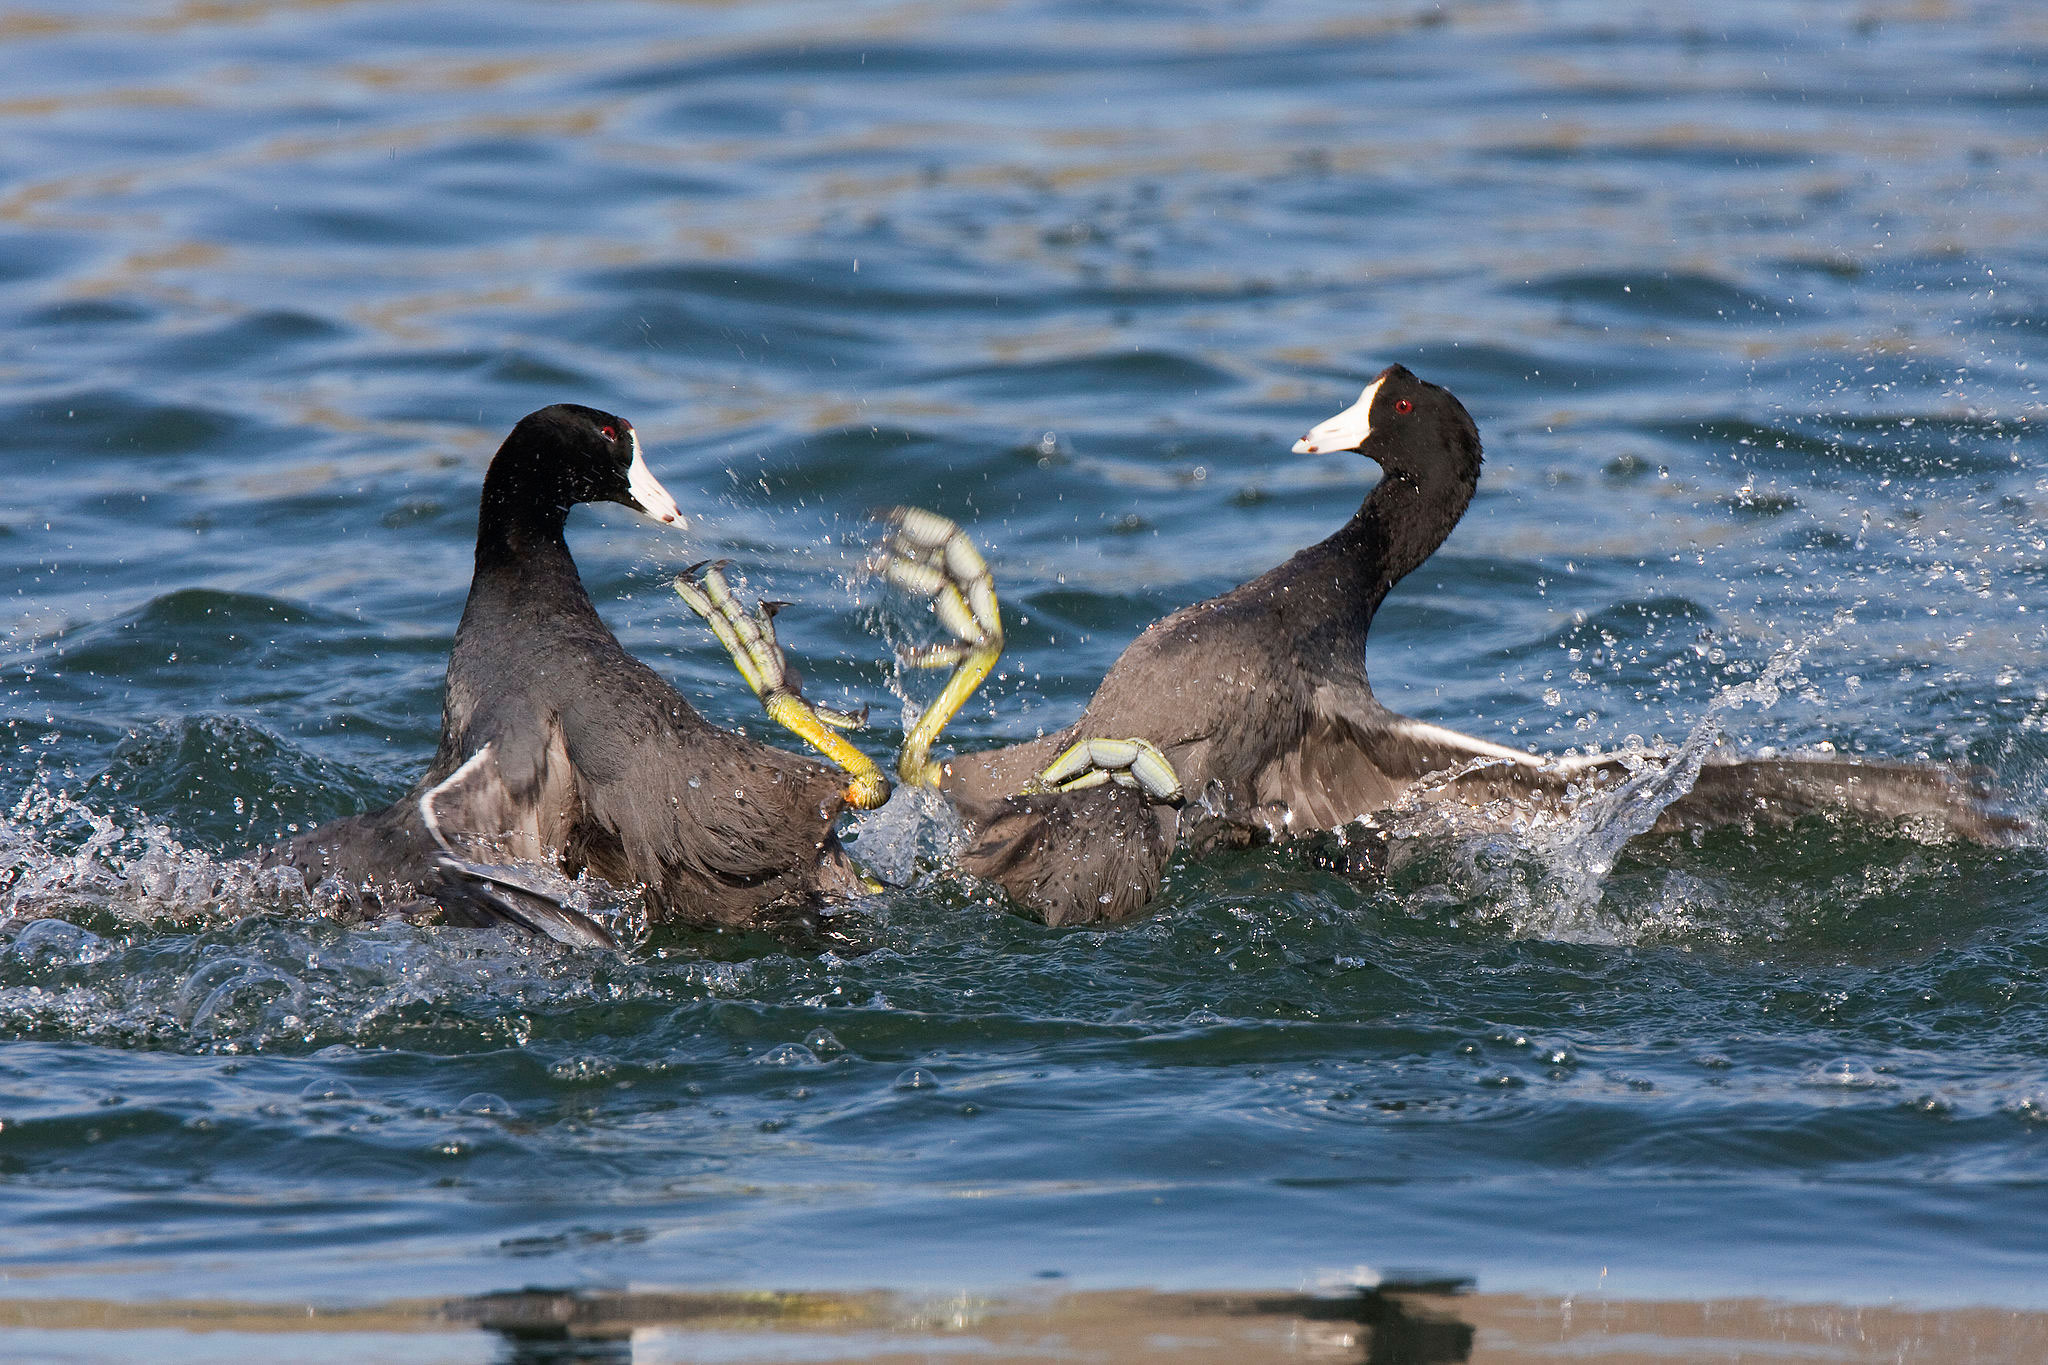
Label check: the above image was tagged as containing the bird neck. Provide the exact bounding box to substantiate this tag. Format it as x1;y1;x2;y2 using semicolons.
473;456;575;574
1343;463;1476;609
1277;459;1478;651
454;520;603;710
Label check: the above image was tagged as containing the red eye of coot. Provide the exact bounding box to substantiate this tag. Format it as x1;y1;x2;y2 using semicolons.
1393;398;1413;415
599;424;618;441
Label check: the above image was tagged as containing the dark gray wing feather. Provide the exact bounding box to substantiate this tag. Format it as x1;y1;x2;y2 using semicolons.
556;680;858;925
428;854;620;949
1656;756;2021;840
418;741;620;948
1283;690;2022;843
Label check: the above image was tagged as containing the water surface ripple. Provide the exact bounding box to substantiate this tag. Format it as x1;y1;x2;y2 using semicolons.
2;0;2046;1315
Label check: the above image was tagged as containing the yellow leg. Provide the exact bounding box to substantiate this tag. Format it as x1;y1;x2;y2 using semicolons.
765;694;890;810
898;637;1000;787
871;508;1004;788
677;565;891;811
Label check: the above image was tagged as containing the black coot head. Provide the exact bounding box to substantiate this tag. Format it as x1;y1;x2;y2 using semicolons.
499;403;684;526
1291;365;1481;484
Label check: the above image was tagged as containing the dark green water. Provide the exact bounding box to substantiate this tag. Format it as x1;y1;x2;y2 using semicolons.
2;0;2046;1331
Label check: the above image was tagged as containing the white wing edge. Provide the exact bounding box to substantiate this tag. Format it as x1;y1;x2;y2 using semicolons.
419;743;497;854
1372;715;1626;776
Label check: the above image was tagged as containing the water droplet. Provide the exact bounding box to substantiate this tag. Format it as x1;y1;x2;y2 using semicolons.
803;1026;846;1055
455;1092;516;1117
755;1043;821;1067
300;1079;357;1102
894;1068;938;1091
548;1055;616;1082
1804;1058;1889;1090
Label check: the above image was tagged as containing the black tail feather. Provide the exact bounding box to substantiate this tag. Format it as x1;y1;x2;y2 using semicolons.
429;854;621;950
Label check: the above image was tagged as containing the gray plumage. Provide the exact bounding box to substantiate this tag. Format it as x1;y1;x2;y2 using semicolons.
263;404;865;941
936;366;2017;925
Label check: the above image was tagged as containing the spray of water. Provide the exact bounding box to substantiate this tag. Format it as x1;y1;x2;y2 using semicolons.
1382;622;1855;943
0;771;687;1052
1515;630;1818;939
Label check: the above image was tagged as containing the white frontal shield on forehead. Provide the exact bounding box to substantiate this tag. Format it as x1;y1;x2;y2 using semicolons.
625;429;684;526
1293;376;1385;455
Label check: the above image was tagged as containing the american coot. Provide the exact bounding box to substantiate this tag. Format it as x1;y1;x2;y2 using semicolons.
263;404;890;946
862;366;2019;925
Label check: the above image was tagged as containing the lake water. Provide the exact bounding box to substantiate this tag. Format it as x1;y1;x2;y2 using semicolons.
3;0;2046;1357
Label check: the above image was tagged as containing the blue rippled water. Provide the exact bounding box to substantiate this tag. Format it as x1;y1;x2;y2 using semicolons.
2;0;2047;1340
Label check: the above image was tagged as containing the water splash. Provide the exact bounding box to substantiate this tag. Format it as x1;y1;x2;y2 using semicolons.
0;777;676;1053
845;782;967;890
2;779;314;930
1524;630;1820;937
843;567;976;891
1389;630;1830;944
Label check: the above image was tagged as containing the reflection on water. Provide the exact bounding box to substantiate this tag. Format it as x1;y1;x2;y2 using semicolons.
464;1282;1481;1365
9;1281;2048;1364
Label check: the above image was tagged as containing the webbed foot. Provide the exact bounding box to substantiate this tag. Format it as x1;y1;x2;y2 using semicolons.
871;507;1004;787
1026;736;1184;804
676;562;890;810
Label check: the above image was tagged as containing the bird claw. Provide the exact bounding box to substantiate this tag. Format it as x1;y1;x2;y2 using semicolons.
897;642;972;670
871;507;1007;788
873;506;1002;652
674;561;796;702
675;564;889;810
1027;737;1184;805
